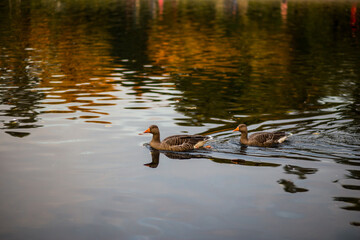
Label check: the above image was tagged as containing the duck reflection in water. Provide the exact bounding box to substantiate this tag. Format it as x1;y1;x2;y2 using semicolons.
143;147;281;168
144;150;160;168
144;149;209;168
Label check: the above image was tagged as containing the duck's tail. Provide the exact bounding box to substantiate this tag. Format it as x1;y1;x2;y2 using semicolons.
194;135;213;149
278;133;293;143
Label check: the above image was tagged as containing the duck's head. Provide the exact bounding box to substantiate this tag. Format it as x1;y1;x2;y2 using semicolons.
233;124;248;133
142;125;159;135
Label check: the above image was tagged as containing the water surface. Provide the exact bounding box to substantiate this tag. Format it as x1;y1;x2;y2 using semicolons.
0;0;360;239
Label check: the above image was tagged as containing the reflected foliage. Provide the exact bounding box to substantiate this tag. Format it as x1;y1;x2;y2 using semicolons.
1;0;359;131
334;197;360;211
341;169;360;191
0;0;44;133
346;170;360;180
144;0;360;126
4;131;30;138
277;179;308;193
283;164;318;179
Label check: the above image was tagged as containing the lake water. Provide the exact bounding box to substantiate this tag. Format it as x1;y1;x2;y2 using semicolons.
0;0;359;239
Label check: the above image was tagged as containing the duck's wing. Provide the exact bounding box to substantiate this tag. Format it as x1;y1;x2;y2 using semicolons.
249;132;274;144
163;135;209;145
162;135;210;151
272;131;286;139
250;131;287;146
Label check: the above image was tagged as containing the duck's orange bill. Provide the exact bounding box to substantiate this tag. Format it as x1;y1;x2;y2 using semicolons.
139;128;151;135
233;126;239;132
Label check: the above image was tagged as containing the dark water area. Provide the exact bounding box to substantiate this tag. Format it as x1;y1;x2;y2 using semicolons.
1;0;360;239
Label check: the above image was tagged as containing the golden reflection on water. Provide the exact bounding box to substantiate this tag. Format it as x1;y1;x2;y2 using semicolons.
23;8;120;124
144;0;348;118
147;6;248;73
145;0;296;118
146;0;291;76
1;0;358;127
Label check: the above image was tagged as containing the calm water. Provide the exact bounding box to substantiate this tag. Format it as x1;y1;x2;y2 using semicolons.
1;0;360;239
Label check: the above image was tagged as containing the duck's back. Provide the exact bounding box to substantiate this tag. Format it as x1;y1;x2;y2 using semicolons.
248;131;286;147
160;135;210;151
163;135;207;145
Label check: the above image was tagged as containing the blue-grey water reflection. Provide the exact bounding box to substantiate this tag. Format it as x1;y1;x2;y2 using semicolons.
1;0;360;239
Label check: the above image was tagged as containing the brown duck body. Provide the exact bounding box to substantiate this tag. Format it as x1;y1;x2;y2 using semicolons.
142;125;211;151
233;124;288;147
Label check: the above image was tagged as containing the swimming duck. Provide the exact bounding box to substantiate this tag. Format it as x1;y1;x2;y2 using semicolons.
141;125;212;151
233;124;289;147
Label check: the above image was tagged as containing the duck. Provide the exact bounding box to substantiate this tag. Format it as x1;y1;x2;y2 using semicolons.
140;125;212;151
233;124;289;147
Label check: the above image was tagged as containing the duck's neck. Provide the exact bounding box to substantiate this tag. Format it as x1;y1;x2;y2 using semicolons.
240;130;248;145
151;132;161;144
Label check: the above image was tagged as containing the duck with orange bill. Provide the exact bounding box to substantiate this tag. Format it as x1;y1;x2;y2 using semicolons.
233;124;290;147
140;125;212;151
